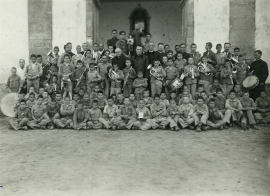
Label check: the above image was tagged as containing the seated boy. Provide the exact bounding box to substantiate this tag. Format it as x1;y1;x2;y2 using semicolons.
179;97;194;129
129;93;138;109
133;99;152;130
46;100;60;129
42;91;51;106
54;96;75;128
72;93;80;108
6;67;22;93
178;91;195;105
48;75;61;100
201;91;209;105
115;92;125;108
142;89;153;109
207;78;224;98
188;96;209;132
177;85;193;100
194;84;204;101
225;90;243;127
99;97;119;129
28;95;50;129
160;92;169;108
78;88;85;100
25;86;38;100
207;98;228;129
9;100;31;130
90;85;100;101
87;100;104;129
240;92;259;130
132;71;148;100
14;93;26;111
115;98;137;130
167;99;180;131
55;91;63;107
96;90;108;112
254;91;270;124
147;94;168;129
232;84;243;100
82;93;92;110
214;88;231;127
26;92;37;109
169;91;178;103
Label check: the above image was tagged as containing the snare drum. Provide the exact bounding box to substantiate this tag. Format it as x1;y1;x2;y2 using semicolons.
242;75;259;90
169;78;183;91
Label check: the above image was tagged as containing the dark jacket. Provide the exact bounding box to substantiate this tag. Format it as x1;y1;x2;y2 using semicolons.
131;54;149;78
145;51;160;65
250;59;269;83
112;54;127;70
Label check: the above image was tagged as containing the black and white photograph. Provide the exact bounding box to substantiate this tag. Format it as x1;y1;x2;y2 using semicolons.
0;0;270;195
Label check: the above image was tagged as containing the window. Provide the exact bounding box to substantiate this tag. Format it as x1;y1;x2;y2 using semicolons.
129;7;150;35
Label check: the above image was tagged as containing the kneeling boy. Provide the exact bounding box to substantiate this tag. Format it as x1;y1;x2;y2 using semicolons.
9;100;31;130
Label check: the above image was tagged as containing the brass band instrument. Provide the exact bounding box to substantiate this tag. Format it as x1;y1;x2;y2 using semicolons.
147;64;164;81
0;93;19;117
229;56;238;74
198;62;211;75
81;51;86;61
122;66;132;89
108;68;121;83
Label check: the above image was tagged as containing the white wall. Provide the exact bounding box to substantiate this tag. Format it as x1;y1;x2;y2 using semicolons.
194;0;230;53
255;0;270;83
52;0;87;53
0;0;29;83
99;1;182;49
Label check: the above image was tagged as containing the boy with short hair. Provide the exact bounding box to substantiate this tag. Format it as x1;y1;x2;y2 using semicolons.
240;92;259;130
201;91;209;105
109;64;124;96
6;67;22;93
25;54;42;93
178;91;195;105
46;100;60;130
225;90;243;127
188;96;209;132
179;97;194;129
194;84;205;101
42;91;51;106
254;91;270;124
207;98;228;129
90;85;100;101
96;90;108;111
150;59;166;97
148;94;168;129
220;59;233;97
190;43;201;65
99;97;119;129
133;71;148;100
174;53;187;73
37;55;50;87
207;78;224;97
214;88;231;127
72;93;80;108
97;55;112;97
71;102;88;130
122;58;136;98
129;93;138;108
161;56;168;69
78;88;85;100
55;91;63;107
72;60;87;93
184;58;199;99
28;95;50;129
26;93;37;109
54;96;75;128
235;55;249;84
232;84;243;100
25;86;38;100
133;99;153;130
160;92;169;107
164;58;178;98
86;63;102;94
82;93;92;110
198;56;216;90
115;92;125;108
142;90;153;109
48;75;61;100
167;99;181;131
87;100;104;129
9;100;31;130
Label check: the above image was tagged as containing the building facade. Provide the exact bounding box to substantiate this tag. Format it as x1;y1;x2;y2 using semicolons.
0;0;269;83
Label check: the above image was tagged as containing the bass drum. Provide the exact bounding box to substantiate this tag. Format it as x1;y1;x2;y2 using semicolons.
0;93;18;117
242;75;259;90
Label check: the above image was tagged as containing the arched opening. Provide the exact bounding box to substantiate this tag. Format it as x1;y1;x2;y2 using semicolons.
129;7;150;35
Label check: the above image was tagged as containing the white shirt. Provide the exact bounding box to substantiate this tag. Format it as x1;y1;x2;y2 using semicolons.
17;66;25;80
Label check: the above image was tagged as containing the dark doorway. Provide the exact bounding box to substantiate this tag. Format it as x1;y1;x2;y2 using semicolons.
129;7;150;35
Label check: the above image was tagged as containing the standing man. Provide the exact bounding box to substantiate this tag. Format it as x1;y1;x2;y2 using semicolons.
179;43;191;61
58;44;70;65
131;45;149;78
222;42;232;60
189;43;201;65
143;33;152;53
98;43;105;57
116;31;128;55
107;29;119;51
81;42;88;56
66;42;75;58
92;43;100;63
249;50;269;101
112;48;126;70
157;43;167;61
145;41;160;66
130;22;144;52
202;42;217;66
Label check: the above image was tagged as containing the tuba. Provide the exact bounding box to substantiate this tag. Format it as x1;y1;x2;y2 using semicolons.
229;56;238;74
108;68;121;83
147;64;164;81
47;50;56;64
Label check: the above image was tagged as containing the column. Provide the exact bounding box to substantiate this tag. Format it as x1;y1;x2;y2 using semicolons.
52;0;87;54
194;0;230;53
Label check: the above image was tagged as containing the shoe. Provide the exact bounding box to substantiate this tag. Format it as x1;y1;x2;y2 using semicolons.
241;122;247;130
188;125;195;130
223;125;229;129
202;126;208;131
175;127;180;131
40;126;46;129
21;126;28;131
158;125;165;129
112;126;117;130
251;124;260;130
50;125;54;130
131;126;137;130
219;126;224;130
196;126;201;132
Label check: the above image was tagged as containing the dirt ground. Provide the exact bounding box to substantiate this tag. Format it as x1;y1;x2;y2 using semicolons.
0;119;270;196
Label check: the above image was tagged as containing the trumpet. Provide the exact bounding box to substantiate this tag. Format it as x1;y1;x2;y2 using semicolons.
198;62;211;75
191;67;194;79
108;68;121;83
147;64;164;81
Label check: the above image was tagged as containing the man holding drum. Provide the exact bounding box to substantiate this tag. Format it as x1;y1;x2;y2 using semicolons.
249;50;269;101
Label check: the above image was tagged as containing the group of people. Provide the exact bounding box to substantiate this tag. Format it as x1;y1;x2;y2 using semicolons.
6;27;270;131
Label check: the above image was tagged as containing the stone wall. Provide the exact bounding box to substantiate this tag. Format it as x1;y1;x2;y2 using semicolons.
99;1;182;49
181;0;194;49
229;0;255;61
29;0;52;60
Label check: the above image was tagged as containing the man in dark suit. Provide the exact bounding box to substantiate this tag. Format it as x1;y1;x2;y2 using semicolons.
157;43;167;62
179;43;191;61
145;41;160;66
222;42;232;60
131;45;149;78
107;29;119;51
112;48;126;70
249;50;269;101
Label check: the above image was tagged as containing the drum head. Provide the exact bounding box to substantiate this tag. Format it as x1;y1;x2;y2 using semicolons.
0;93;19;117
243;75;259;89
